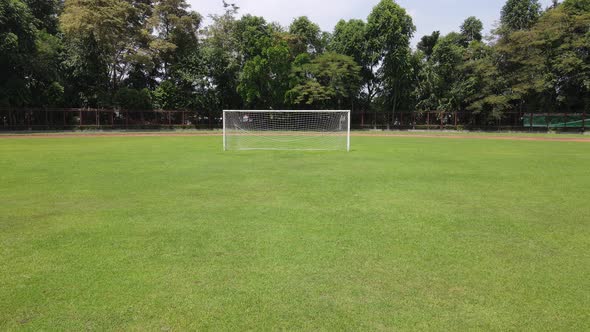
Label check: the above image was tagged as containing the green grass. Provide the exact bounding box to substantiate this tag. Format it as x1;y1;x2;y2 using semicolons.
1;136;589;330
1;129;588;139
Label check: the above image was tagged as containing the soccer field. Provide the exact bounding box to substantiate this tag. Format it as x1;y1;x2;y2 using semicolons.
1;135;589;330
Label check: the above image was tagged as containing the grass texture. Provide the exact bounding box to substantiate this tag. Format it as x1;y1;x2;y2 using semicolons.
0;136;589;330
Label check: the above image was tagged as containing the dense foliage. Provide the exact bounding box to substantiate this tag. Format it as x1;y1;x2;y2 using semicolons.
0;0;588;125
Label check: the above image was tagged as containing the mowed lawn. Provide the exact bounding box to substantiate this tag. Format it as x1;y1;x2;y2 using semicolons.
0;136;589;330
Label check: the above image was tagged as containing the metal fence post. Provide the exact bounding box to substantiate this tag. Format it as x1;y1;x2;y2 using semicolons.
222;111;226;151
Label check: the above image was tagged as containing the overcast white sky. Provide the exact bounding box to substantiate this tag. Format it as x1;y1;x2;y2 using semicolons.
188;0;554;46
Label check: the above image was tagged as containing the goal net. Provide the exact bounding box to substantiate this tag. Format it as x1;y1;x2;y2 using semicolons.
223;110;351;151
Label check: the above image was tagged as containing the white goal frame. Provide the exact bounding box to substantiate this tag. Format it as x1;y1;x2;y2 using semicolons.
223;110;351;152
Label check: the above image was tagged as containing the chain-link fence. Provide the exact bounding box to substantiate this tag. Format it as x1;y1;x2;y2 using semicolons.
1;108;587;132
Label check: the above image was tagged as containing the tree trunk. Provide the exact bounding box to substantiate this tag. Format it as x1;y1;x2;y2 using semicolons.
391;91;398;131
367;88;376;130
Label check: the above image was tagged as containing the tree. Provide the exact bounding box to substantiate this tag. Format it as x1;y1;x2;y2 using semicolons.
415;28;496;119
149;0;202;80
461;16;484;43
2;0;587;127
30;29;63;106
417;31;440;59
198;2;241;115
234;14;274;61
60;0;149;93
114;87;152;109
24;0;61;33
366;0;415;127
331;19;366;65
497;1;590;113
231;14;293;109
146;0;203;112
152;80;181;109
330;19;374;116
238;42;292;108
458;0;590;123
500;0;542;32
0;0;38;106
414;58;439;112
287;52;361;108
62;34;110;107
462;43;516;121
288;16;322;55
563;0;590;13
430;32;467;112
44;81;65;107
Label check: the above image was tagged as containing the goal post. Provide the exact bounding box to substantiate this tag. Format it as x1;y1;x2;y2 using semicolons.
223;110;351;151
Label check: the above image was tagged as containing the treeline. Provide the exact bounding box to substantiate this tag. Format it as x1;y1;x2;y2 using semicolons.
1;0;589;125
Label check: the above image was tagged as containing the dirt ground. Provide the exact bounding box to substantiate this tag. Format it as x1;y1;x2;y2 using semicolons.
1;132;589;142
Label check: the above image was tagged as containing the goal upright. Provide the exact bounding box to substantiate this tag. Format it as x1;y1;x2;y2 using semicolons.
223;110;351;151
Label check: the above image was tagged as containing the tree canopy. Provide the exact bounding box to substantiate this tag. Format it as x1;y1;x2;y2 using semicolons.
0;0;588;125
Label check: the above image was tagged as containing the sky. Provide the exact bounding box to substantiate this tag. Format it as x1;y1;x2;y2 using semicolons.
187;0;554;46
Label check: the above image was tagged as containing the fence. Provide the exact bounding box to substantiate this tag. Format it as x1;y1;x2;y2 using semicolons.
0;108;586;132
0;108;221;130
351;111;587;132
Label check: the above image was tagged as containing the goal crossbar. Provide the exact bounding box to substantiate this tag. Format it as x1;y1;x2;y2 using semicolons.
223;110;351;152
224;110;349;113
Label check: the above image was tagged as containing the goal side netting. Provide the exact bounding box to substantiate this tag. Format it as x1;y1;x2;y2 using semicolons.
223;110;351;151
